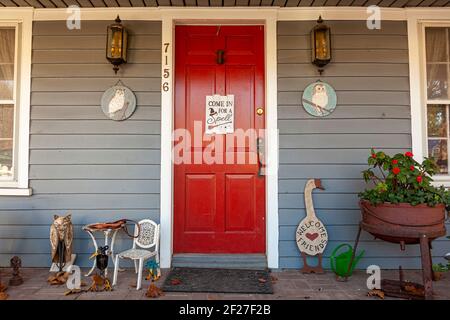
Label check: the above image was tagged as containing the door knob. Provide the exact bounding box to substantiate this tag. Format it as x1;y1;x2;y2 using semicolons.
256;108;264;116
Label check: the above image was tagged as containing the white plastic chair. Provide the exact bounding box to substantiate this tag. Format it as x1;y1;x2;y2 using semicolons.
112;219;160;290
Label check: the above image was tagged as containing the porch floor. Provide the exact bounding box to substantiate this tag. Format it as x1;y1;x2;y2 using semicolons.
1;268;450;300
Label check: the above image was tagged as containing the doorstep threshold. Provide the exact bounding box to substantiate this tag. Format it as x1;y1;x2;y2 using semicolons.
172;254;267;270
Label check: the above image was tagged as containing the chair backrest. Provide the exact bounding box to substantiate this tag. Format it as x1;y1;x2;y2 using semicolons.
133;219;160;250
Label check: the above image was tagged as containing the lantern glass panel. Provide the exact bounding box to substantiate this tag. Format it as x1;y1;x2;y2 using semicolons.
108;27;123;60
315;28;330;61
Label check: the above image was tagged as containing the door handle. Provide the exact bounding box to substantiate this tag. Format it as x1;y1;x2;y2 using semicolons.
257;137;265;177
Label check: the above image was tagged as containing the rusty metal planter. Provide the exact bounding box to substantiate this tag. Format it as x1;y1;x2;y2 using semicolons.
349;200;447;299
359;200;446;245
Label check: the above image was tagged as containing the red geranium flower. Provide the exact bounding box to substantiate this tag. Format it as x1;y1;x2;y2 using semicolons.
371;153;377;159
392;167;401;175
417;175;423;183
392;159;398;165
410;165;415;171
405;151;414;157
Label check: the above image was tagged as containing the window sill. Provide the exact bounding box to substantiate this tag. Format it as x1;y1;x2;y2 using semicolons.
0;188;32;196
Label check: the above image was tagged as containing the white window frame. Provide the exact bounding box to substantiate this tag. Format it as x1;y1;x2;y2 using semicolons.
408;10;450;187
0;9;33;196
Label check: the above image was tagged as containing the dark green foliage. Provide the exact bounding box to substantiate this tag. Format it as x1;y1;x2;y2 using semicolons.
359;149;450;207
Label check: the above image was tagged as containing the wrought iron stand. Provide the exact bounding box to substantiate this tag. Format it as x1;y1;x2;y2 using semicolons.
82;224;124;277
349;222;445;300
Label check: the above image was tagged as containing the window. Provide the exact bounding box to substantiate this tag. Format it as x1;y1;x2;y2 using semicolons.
0;27;17;181
425;27;450;174
0;9;32;196
425;27;450;175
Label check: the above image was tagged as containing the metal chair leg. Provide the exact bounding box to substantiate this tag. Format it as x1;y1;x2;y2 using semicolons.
137;258;144;290
156;253;161;277
112;255;120;286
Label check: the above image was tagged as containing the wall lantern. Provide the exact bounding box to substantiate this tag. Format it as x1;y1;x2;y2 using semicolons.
106;15;128;74
311;16;331;74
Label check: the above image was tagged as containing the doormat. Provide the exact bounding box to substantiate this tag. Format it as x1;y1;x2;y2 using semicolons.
162;268;274;294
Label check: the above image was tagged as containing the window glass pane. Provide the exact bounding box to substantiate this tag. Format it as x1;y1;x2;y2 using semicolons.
0;104;14;178
0;65;14;100
427;63;449;100
428;139;448;174
426;28;447;63
427;105;447;137
0;28;15;101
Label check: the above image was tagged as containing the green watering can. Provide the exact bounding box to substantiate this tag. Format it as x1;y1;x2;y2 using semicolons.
330;244;364;278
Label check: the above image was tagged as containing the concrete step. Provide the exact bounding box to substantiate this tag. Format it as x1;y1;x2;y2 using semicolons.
172;254;267;270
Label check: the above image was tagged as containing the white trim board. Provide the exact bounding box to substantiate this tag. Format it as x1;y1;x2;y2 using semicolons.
159;13;279;270
29;7;450;22
159;14;174;270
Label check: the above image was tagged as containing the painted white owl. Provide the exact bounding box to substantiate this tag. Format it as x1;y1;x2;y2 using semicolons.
311;83;329;116
108;88;126;115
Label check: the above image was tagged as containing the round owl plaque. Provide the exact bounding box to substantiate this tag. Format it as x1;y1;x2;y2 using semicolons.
302;81;337;117
101;85;137;121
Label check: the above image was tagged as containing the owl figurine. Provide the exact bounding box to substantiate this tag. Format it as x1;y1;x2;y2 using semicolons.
311;83;329;116
50;214;74;267
108;88;126;116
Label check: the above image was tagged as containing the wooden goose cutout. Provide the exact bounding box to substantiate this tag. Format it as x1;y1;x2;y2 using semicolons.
296;179;328;274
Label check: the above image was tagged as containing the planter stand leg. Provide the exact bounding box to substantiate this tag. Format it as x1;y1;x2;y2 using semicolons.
345;225;362;281
419;234;433;300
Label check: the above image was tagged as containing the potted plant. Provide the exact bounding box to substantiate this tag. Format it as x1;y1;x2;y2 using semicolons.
358;149;448;245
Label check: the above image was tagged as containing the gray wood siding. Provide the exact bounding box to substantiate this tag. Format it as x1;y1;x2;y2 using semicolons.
0;20;162;267
0;20;443;270
277;21;445;269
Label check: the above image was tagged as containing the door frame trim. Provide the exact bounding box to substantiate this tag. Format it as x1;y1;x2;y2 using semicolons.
159;10;279;269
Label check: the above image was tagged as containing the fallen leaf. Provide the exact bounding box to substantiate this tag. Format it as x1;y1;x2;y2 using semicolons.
171;278;182;285
0;292;8;300
64;289;82;296
367;289;385;299
48;272;69;285
270;275;278;282
88;275;112;292
403;284;425;296
146;284;164;298
433;272;444;281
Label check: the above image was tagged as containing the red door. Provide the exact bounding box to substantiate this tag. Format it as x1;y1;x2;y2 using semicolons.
174;26;266;253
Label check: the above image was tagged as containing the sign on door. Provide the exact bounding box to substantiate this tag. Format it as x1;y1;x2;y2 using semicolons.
205;94;234;135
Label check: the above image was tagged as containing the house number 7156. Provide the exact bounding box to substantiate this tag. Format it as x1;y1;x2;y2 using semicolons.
162;42;170;92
